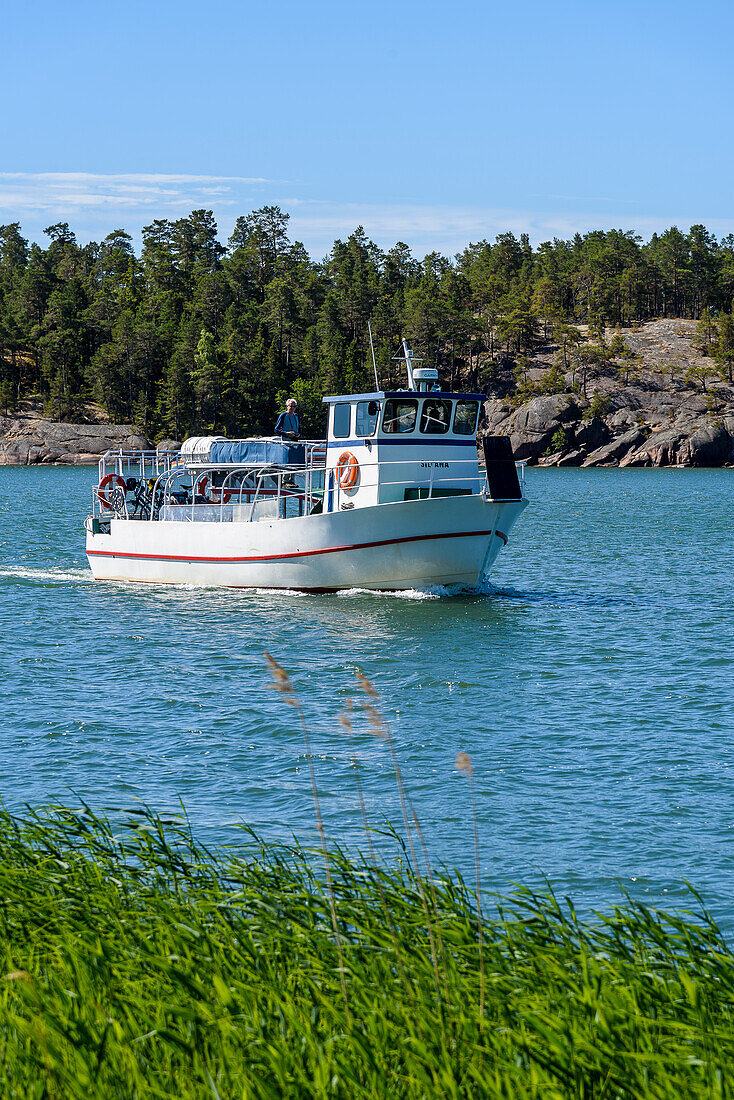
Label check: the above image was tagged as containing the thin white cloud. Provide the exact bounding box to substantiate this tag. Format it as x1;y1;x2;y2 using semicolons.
0;172;277;216
0;173;730;257
0;172;275;185
285;203;734;257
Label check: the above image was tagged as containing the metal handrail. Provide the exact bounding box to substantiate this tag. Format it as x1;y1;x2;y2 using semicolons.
92;453;525;520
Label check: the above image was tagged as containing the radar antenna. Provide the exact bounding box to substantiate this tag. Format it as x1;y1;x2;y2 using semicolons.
392;339;438;391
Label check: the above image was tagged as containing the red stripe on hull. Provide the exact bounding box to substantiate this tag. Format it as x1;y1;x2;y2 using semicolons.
87;528;494;565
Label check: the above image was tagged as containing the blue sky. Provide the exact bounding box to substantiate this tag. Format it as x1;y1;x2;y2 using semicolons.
2;0;732;257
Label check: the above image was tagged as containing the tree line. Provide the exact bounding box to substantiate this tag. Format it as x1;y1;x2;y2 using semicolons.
1;209;733;438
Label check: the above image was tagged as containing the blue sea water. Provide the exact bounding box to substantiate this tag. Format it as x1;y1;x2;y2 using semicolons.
1;465;733;921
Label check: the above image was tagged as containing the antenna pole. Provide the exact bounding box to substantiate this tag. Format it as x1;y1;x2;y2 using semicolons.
392;339;423;390
402;337;415;390
368;320;379;391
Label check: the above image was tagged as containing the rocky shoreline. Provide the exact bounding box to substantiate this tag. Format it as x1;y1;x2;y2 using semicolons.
480;319;734;468
481;391;734;468
0;415;151;465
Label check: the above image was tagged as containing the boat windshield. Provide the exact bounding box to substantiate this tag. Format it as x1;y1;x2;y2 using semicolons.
419;399;451;434
453;400;480;435
382;399;417;434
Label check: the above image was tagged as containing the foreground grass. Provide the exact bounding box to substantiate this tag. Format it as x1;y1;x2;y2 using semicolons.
0;806;733;1098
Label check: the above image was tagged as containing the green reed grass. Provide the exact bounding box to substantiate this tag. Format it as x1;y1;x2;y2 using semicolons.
0;802;733;1099
2;661;733;1097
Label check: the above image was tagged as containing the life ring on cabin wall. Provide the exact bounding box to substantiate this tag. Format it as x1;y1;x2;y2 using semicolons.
335;450;359;489
96;473;127;510
196;475;233;504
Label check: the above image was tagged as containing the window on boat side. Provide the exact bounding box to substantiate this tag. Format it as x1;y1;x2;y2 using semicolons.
419;399;451;434
382;399;417;434
355;400;380;437
332;403;352;439
453;401;480;436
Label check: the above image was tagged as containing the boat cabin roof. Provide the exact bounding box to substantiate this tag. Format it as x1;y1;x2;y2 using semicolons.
322;390;484;404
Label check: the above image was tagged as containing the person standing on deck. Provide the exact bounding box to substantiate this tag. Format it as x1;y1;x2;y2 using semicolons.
274;398;300;439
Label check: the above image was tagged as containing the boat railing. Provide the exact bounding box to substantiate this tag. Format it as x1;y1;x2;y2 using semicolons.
96;448;180;482
90;442;327;521
90;454;526;522
94;441;326;483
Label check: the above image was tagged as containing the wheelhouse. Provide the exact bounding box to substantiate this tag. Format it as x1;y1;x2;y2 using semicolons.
323;390;485;509
326;392;481;440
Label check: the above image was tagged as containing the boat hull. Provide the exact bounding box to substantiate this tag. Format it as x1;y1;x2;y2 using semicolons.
86;495;527;591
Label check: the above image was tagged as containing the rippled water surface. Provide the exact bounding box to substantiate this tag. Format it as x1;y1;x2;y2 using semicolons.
1;465;733;919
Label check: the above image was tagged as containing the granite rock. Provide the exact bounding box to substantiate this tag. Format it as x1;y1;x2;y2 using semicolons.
621;427;687;467
0;420;151;465
582;427;649;467
572;416;609;449
504;394;580;461
678;423;731;466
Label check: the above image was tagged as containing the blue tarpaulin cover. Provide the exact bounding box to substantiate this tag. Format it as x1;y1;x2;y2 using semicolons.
208;438;306;465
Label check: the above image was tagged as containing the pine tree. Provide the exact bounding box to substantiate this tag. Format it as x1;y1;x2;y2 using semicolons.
715;311;734;384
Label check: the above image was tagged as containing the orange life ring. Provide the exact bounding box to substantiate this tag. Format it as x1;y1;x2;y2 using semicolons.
195;475;212;501
97;473;127;510
197;476;234;504
196;476;236;504
335;450;359;489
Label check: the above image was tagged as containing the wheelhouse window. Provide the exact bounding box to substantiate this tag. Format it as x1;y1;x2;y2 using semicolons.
419;399;451;434
382;399;417;434
332;403;351;439
355;400;380;437
453;401;479;436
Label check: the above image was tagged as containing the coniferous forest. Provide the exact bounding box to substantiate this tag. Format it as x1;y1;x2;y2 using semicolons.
1;208;733;440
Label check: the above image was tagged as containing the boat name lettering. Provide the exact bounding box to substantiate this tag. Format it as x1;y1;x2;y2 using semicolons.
420;461;449;468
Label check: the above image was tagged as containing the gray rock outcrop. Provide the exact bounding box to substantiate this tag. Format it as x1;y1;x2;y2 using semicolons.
621;427;687;467
478;319;734;469
679;423;731;466
483;394;580;461
0;419;151;465
572;416;609;450
581;427;649;467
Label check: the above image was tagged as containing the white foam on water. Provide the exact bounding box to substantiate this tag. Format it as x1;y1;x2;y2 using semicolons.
0;566;497;602
152;585;312;598
335;581;495;600
0;566;94;584
119;581;497;601
111;583;473;601
336;586;441;600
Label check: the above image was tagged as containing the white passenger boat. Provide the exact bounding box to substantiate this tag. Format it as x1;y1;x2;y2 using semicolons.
85;344;528;591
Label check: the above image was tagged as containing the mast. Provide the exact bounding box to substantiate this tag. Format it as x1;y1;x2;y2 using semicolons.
368;320;379;390
402;338;418;390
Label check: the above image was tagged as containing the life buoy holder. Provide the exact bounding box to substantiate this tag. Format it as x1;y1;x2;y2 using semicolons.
335;450;359;489
97;473;127;510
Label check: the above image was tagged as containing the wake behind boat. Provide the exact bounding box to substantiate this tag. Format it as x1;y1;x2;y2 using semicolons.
85;344;528;591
